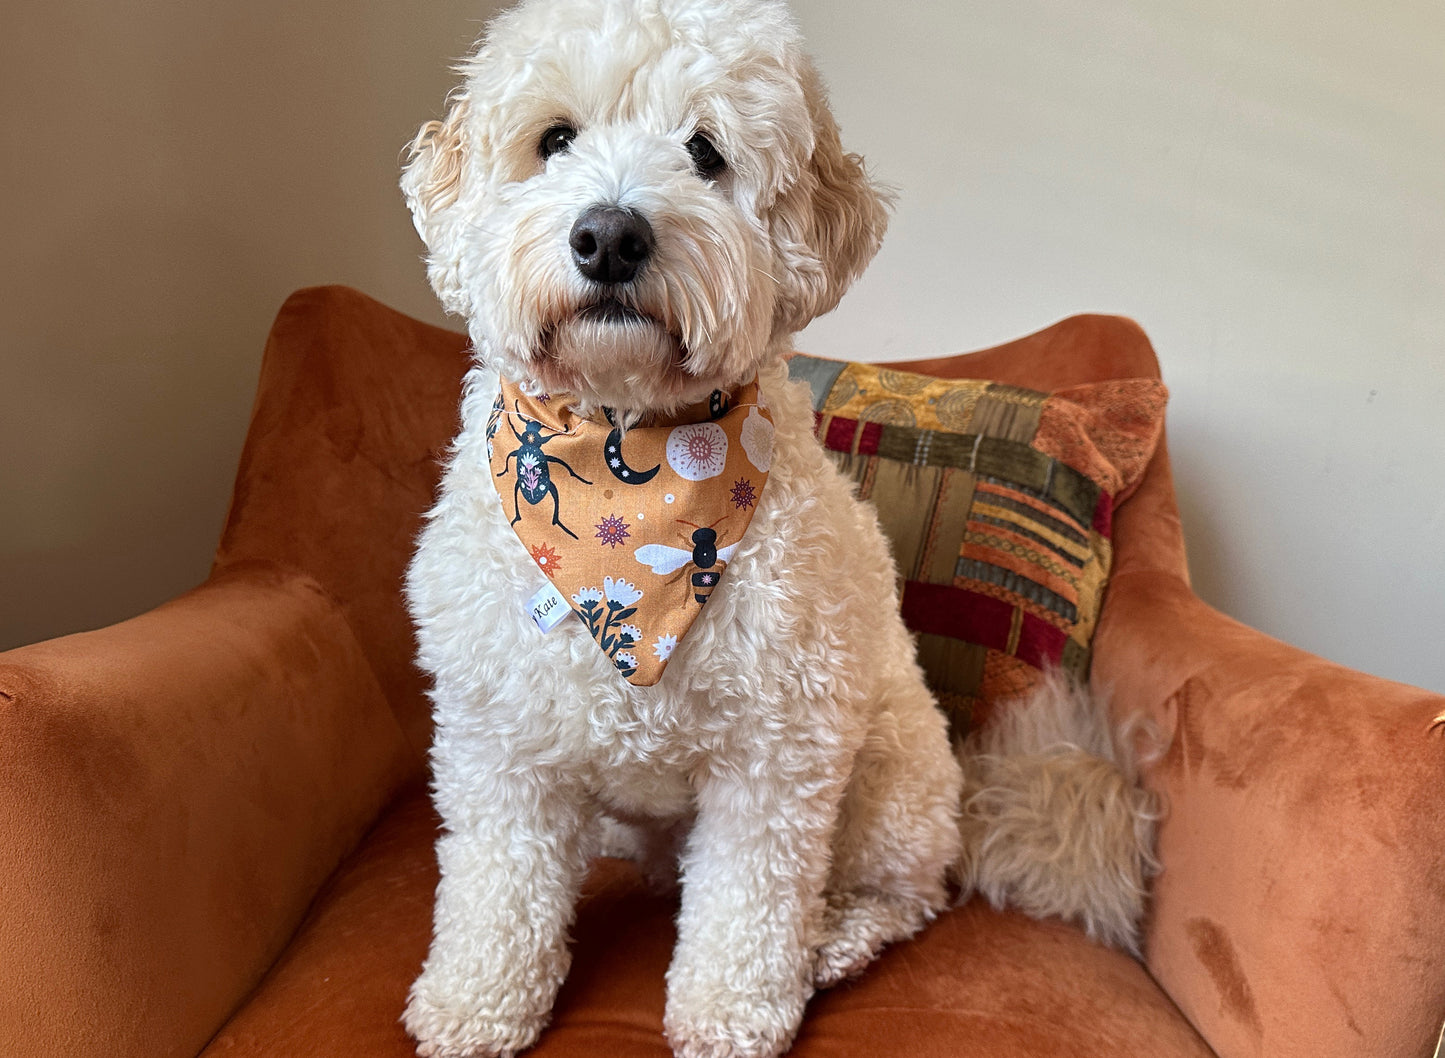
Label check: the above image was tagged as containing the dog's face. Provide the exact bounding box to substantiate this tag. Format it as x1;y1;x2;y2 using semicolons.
403;0;889;414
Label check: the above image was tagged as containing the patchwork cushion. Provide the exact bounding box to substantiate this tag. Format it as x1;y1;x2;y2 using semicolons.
788;355;1167;737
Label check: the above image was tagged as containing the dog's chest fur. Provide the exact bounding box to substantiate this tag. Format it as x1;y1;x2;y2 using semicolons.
407;356;894;818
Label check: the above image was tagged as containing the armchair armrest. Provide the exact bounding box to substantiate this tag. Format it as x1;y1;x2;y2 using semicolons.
0;562;415;1058
1095;569;1445;1058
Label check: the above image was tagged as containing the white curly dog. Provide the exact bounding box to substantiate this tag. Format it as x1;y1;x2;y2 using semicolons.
399;1;1156;1056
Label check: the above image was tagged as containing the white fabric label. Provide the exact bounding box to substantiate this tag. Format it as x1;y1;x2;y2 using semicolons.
526;580;572;633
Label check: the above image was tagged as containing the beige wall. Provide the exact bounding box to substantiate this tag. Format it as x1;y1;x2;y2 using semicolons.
792;0;1444;693
0;0;486;648
4;1;1442;694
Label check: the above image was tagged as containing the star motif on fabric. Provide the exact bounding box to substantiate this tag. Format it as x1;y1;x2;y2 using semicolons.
530;543;561;576
595;513;631;548
730;477;757;510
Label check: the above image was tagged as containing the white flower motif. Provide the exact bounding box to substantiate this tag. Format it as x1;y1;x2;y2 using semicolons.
618;623;643;644
602;576;643;606
520;450;540;469
571;587;603;606
615;651;638;669
739;407;773;472
653;634;678;660
666;422;728;481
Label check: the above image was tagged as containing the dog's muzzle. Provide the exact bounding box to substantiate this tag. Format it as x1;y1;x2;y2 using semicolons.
578;298;649;325
570;206;654;285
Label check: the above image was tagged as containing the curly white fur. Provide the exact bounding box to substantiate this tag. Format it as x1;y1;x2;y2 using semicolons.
402;0;887;418
401;3;957;1056
399;2;1156;1056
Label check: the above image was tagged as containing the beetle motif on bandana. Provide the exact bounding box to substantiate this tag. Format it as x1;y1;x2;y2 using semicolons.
495;405;592;539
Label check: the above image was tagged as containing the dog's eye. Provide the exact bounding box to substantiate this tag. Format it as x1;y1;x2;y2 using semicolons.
685;132;726;179
539;124;577;160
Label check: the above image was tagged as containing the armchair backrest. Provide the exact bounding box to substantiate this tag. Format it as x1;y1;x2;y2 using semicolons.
213;286;469;755
218;290;1188;756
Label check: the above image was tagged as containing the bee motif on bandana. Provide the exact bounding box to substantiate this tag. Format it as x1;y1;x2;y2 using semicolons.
634;519;740;605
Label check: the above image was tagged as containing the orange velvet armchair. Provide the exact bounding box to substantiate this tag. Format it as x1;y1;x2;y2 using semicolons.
3;287;1442;1058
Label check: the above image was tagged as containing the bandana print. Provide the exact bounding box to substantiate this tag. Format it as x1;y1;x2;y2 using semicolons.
488;376;774;686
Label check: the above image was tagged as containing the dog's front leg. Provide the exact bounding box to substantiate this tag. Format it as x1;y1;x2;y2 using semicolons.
664;761;846;1058
405;770;589;1058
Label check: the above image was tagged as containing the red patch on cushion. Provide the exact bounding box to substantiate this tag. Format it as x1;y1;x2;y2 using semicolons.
901;582;1013;651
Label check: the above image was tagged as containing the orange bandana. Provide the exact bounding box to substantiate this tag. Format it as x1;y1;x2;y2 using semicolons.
488;376;774;686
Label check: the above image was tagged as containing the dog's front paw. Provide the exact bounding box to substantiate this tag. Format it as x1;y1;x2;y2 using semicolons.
403;979;548;1058
812;891;935;989
664;991;805;1058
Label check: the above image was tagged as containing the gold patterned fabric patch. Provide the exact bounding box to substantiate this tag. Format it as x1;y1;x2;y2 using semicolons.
789;355;1167;736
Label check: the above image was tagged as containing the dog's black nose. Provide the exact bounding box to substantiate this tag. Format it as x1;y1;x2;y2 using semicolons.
570;206;654;285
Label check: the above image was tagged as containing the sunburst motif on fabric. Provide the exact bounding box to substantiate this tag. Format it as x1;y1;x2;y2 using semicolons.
530;542;562;575
730;478;757;510
666;422;728;481
822;373;858;411
878;368;932;396
857;398;917;427
595;514;630;548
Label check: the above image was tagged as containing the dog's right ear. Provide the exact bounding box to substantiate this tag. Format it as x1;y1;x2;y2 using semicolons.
401;92;472;316
769;60;892;337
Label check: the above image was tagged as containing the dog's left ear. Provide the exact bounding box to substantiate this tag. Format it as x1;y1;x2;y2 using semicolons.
401;91;473;316
770;60;893;336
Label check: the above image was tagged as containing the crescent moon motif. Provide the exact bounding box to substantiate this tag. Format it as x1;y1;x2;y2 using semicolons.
602;408;660;485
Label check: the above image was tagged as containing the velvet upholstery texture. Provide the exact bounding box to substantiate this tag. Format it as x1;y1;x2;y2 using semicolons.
199;786;1215;1058
0;563;414;1058
212;286;471;760
2;287;1440;1058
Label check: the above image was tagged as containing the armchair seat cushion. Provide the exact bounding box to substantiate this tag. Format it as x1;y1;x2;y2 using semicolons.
201;786;1214;1058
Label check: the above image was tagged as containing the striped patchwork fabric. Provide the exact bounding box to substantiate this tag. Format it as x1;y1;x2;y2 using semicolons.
788;355;1168;738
